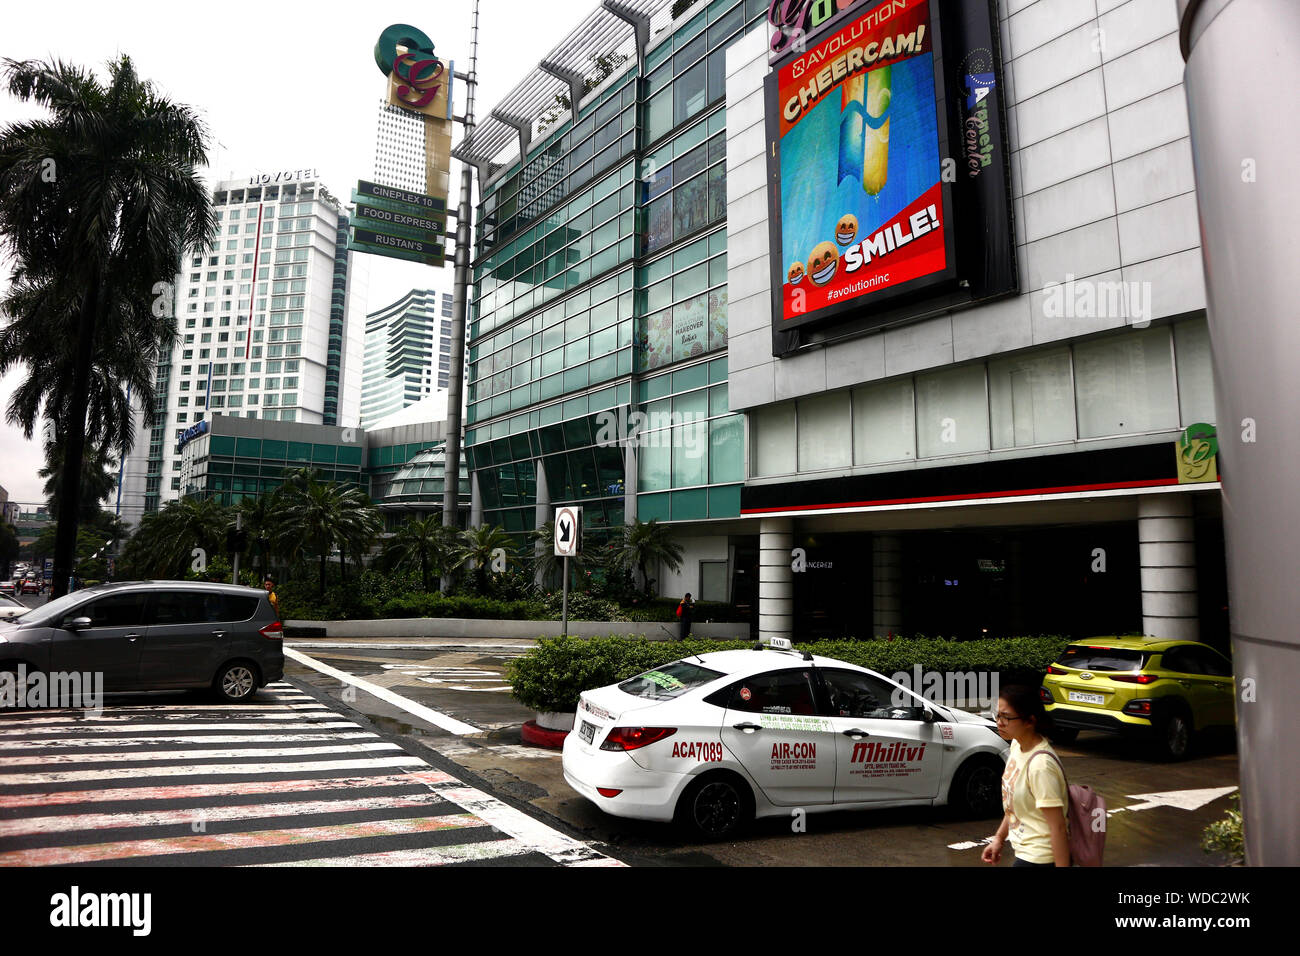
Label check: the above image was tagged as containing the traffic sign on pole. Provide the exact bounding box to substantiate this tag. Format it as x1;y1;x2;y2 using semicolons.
554;506;582;557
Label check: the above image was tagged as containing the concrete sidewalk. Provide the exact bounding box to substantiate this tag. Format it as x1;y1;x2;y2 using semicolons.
284;616;749;641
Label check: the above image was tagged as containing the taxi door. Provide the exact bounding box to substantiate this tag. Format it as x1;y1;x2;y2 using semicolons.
817;668;946;805
719;667;837;807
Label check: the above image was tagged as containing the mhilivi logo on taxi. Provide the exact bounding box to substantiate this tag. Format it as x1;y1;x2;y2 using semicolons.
889;664;998;711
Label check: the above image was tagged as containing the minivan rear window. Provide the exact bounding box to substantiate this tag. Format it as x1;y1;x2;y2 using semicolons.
1056;646;1146;672
618;661;723;701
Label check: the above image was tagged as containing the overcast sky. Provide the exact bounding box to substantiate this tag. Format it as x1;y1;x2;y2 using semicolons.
0;0;581;503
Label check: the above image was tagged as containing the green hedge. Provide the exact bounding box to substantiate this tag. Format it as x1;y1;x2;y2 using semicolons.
507;634;1074;713
377;593;548;620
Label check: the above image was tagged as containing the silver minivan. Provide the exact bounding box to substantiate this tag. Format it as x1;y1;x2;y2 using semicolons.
0;581;284;702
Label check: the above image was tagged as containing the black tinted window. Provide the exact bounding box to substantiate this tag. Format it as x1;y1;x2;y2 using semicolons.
726;669;818;716
150;592;259;625
70;593;148;628
820;668;922;720
1057;646;1146;671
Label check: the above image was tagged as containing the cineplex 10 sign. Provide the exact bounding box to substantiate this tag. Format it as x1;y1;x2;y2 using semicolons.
765;0;1017;341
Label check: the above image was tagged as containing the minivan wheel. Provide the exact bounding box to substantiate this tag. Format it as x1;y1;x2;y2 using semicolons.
675;773;753;840
214;662;259;703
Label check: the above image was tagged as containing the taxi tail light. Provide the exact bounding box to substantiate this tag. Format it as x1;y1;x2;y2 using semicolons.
259;620;283;640
1109;673;1157;684
1123;699;1154;717
600;727;677;752
596;788;623;798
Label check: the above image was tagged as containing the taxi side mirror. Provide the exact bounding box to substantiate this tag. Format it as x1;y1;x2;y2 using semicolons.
921;707;940;722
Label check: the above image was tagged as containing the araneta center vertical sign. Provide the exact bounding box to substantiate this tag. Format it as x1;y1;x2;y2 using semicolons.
351;24;454;267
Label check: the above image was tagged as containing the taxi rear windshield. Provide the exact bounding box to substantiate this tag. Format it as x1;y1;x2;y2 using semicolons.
1056;646;1147;671
618;661;723;701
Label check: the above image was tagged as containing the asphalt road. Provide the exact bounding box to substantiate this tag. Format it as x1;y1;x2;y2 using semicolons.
283;637;1243;867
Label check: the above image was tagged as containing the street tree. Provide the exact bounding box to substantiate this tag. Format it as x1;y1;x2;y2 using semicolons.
0;56;215;598
610;518;684;597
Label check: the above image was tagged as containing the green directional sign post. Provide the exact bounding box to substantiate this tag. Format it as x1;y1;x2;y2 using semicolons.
349;179;451;267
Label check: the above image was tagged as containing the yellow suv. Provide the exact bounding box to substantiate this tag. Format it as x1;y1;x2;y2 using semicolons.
1040;636;1235;760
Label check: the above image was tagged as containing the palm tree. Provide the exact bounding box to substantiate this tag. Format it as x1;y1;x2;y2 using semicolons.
123;496;231;578
528;519;596;590
274;476;381;596
236;494;278;583
0;56;215;599
385;514;459;591
610;518;684;597
38;442;119;522
455;524;517;595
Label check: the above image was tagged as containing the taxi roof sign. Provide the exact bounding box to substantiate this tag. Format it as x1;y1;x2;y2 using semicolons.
761;637;793;651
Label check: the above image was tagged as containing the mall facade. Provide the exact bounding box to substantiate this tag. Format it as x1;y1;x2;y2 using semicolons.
454;0;1226;646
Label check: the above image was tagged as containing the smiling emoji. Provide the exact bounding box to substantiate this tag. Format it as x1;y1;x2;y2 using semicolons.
808;241;839;286
836;213;858;246
787;261;805;285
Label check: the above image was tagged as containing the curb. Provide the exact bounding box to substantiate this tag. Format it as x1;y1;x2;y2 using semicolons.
520;720;569;749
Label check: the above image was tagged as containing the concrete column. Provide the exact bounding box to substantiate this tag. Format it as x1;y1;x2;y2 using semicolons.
872;534;903;638
469;471;483;529
623;427;638;522
759;517;794;642
533;457;551;530
1138;495;1199;641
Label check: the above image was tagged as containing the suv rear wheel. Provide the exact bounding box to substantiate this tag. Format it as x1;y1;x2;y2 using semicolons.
1152;705;1193;761
214;661;260;703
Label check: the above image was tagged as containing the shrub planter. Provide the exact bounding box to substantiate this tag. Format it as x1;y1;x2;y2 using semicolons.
520;720;570;749
536;711;575;731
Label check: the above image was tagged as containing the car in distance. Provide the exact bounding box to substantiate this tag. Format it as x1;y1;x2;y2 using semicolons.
562;639;1008;838
0;581;16;597
19;579;42;595
0;594;29;623
0;580;283;703
1041;636;1234;760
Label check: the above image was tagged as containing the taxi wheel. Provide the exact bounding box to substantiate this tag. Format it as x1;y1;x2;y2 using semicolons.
949;755;1004;819
676;773;753;840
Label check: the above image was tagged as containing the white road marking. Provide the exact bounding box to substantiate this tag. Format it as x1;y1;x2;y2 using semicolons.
0;732;380;749
284;647;481;735
0;756;427;784
286;642;531;651
0;722;361;736
947;837;994;850
0;742;403;766
1108;786;1238;814
247;838;535;866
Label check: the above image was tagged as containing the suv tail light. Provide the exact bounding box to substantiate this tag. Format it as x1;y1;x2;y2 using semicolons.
1039;686;1054;704
1123;699;1154;716
259;620;283;640
600;727;676;752
1046;665;1069;675
1109;673;1157;684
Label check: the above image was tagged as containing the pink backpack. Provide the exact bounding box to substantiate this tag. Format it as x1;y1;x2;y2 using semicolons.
1024;749;1106;867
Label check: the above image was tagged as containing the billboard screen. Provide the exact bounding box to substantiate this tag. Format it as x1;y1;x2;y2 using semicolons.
765;0;1016;346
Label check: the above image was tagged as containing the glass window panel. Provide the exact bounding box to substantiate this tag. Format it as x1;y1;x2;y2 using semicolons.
988;348;1076;449
672;171;710;240
709;415;743;484
639;436;671;492
673;294;709;362
673;61;707;127
1174;318;1217;426
916;365;990;457
797;392;851;470
752;402;796;477
853;378;916;465
673;389;707;420
1074;328;1179;438
672;419;708;487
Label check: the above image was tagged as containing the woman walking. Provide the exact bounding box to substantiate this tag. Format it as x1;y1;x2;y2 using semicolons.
981;685;1071;867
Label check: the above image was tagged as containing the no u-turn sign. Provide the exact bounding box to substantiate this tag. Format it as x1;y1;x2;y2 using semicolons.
554;506;582;557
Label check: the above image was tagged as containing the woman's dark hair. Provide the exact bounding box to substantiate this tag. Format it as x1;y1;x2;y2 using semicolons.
999;684;1055;736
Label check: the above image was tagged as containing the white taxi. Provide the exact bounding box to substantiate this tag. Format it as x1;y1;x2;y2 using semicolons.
562;639;1008;838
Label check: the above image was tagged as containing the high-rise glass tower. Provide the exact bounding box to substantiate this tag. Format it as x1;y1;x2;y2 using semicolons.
361;289;457;427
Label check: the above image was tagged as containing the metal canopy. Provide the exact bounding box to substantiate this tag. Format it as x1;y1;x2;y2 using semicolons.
453;0;677;184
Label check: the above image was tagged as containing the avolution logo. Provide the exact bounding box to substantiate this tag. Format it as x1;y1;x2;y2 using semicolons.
957;47;997;178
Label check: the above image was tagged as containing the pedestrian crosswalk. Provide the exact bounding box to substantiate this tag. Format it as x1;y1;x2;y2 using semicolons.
0;683;621;867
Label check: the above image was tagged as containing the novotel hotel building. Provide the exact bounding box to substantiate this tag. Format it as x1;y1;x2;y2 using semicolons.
456;0;1227;646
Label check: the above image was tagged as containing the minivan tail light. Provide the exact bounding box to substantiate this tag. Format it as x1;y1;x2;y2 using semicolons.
259;620;283;640
600;727;676;751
